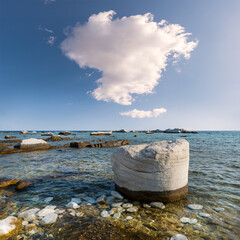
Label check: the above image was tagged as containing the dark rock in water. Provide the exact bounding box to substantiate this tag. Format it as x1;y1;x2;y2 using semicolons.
93;139;104;142
45;136;73;142
0;178;19;188
4;136;17;139
15;180;32;190
59;131;71;136
70;141;94;148
134;135;137;137
94;140;131;148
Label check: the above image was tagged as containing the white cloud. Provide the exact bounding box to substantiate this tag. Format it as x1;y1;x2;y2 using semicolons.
61;11;198;105
120;108;167;118
47;36;56;46
44;0;56;4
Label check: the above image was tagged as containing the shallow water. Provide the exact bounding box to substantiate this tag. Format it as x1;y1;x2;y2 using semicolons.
0;131;240;239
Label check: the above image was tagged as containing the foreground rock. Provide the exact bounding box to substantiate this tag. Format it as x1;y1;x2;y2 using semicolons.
70;140;131;149
14;138;50;150
112;139;189;203
0;179;19;188
0;216;20;237
90;131;112;136
15;180;32;190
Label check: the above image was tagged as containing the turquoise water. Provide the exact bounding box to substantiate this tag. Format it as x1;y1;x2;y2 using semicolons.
0;131;240;239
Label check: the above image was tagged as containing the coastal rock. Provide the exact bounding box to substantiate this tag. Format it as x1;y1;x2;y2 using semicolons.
4;136;17;139
66;202;80;209
170;234;188;240
41;132;54;136
94;140;131;148
0;216;19;237
59;131;71;136
15;180;32;190
105;196;115;204
122;203;133;209
180;217;197;224
14;138;50;150
90;131;112;136
112;139;189;203
187;204;203;210
96;195;106;204
125;216;133;220
100;211;110;218
43;197;53;203
150;202;165;209
37;208;55;218
126;207;138;213
70;141;93;148
0;178;19;188
198;212;210;218
113;212;121;219
213;207;224;212
18;208;40;221
71;198;81;204
41;213;58;224
21;130;29;134
111;191;124;200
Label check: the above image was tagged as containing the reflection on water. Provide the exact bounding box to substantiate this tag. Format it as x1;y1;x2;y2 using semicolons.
0;131;240;239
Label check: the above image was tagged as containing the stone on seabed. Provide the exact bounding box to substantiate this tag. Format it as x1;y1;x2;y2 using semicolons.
112;139;189;203
66;202;80;209
41;213;58;224
187;204;203;210
0;216;18;236
170;234;188;240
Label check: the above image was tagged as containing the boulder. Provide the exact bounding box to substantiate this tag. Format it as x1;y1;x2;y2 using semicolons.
15;180;32;190
14;138;50;150
111;139;189;203
70;141;94;148
59;131;71;136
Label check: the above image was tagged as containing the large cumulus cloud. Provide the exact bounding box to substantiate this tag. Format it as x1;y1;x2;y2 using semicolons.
61;11;198;105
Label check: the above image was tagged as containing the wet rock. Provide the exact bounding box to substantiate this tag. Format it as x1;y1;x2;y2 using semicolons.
105;196;115;204
94;140;131;148
71;198;81;204
198;212;210;218
44;205;56;210
41;213;58;224
70;141;93;148
122;203;133;209
109;208;117;216
90;131;112;136
0;216;19;236
21;130;29;134
41;132;54;136
111;191;124;200
100;211;110;218
112;139;189;203
59;131;71;136
15;180;32;190
37;208;55;217
111;202;123;208
43;197;53;203
150;202;165;209
170;234;188;240
180;217;197;224
0;178;19;188
76;212;84;217
66;202;80;209
55;209;65;214
187;204;203;210
96;195;106;204
22;221;28;226
18;208;40;221
213;207;224;212
113;212;121;219
143;204;151;208
126;207;138;213
4;136;17;139
93;139;104;142
126;216;133;220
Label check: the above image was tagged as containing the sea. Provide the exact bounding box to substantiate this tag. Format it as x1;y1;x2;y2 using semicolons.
0;131;239;239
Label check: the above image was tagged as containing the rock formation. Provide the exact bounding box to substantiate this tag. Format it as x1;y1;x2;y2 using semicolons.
90;131;112;136
14;138;50;150
111;139;189;203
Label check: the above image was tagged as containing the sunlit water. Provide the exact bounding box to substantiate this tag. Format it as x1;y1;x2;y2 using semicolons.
0;131;240;239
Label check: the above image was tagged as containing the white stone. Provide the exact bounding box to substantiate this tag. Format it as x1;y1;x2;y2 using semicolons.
41;213;58;224
111;191;124;200
0;216;18;236
109;208;117;216
122;203;133;209
113;212;121;219
18;208;40;221
170;234;188;240
198;212;210;218
55;209;65;214
126;216;133;220
90;131;112;135
111;202;123;208
37;208;55;218
71;198;81;204
187;204;203;210
180;217;197;224
143;204;151;208
96;195;106;204
100;211;110;218
126;207;138;213
21;138;47;146
112;139;189;192
22;221;28;226
44;197;53;203
66;202;80;209
213;207;224;212
44;205;56;210
150;202;165;209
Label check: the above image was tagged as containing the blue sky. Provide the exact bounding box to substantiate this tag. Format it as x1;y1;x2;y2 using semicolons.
1;0;240;130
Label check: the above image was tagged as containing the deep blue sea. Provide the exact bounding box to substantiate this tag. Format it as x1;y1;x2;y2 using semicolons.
0;131;239;239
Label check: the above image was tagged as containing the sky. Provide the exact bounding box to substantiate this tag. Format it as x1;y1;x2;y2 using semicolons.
1;0;240;131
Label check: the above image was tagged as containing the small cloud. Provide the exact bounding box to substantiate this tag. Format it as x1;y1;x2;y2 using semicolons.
44;0;56;5
47;36;56;46
120;108;167;118
61;11;198;105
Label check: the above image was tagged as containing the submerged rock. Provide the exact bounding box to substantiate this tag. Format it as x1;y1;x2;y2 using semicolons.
18;208;40;221
4;136;17;139
66;202;80;209
111;191;124;200
187;204;203;210
0;216;19;237
100;211;110;218
15;180;32;190
96;195;106;204
180;217;197;224
0;178;19;188
150;202;165;209
198;212;210;218
170;234;188;240
213;207;224;212
112;139;189;203
70;141;94;148
41;213;58;224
